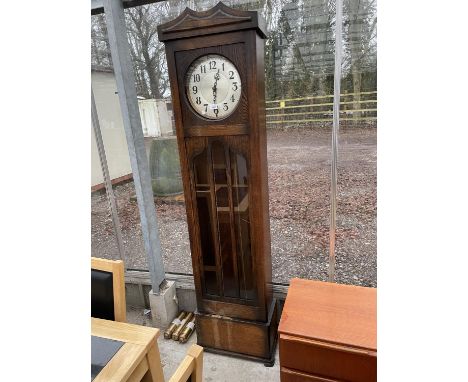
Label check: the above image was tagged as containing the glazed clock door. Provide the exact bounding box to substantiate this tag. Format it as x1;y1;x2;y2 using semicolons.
188;136;257;307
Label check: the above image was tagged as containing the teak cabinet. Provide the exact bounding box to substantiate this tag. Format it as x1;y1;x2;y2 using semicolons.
278;279;377;381
158;3;277;364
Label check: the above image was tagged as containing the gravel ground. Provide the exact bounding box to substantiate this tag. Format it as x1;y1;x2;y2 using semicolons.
91;127;376;287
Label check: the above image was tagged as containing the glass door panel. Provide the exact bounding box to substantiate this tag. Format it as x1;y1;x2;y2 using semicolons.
194;148;220;296
230;150;256;300
192;138;256;302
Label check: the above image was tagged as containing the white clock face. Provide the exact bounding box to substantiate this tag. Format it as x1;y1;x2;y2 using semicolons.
186;54;241;120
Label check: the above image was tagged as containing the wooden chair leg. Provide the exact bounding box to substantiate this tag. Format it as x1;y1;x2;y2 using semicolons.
187;345;203;382
143;341;165;382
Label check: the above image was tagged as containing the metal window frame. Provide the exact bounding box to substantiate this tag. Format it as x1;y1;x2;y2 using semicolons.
92;0;167;292
91;0;164;15
328;0;343;282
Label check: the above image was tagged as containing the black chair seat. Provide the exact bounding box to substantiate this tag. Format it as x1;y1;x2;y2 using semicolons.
91;269;115;321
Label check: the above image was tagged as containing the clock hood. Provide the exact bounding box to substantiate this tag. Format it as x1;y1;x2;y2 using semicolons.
157;2;267;42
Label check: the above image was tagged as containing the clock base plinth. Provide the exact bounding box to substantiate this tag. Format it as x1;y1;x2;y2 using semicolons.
195;299;278;365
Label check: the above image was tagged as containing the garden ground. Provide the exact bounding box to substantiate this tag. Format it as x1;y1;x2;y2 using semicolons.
91;127;376;287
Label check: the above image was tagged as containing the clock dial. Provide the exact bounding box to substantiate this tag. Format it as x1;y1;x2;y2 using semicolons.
186;54;242;120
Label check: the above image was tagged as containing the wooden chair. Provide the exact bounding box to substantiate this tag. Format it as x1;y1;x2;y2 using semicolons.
167;344;204;382
91;257;126;322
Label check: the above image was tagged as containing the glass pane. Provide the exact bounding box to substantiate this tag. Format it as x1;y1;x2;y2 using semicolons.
265;0;335;284
120;0;335;284
110;0;377;288
92;12;193;275
194;148;220;296
92;67;150;270
123;3;193;275
335;0;377;287
91;168;120;261
194;149;217;269
91;15;120;263
160;0;336;285
231;150;256;300
212;141;239;299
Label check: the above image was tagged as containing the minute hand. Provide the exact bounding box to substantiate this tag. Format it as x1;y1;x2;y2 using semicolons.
212;70;220;104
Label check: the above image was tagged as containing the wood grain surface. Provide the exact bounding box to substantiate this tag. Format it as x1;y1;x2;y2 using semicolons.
92;317;159;347
92;318;203;382
92;318;160;382
280;367;341;382
278;278;376;351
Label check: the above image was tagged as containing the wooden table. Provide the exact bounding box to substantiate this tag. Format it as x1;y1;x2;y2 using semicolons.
278;278;377;382
91;317;165;382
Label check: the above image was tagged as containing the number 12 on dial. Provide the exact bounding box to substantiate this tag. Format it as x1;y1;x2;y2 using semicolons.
186;54;241;120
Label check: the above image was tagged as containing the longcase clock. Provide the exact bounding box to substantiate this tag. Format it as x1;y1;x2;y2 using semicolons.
158;2;277;365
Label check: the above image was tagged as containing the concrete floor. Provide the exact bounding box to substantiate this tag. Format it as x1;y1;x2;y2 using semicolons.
127;306;281;382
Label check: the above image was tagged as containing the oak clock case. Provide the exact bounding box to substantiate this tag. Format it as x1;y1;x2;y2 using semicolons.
158;3;277;365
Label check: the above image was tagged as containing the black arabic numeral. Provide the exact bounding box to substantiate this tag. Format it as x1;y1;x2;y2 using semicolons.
231;95;235;102
195;96;201;105
204;104;208;113
200;65;206;73
222;62;225;71
232;82;238;91
192;86;198;94
193;74;200;82
209;60;216;70
223;103;228;111
214;108;219;117
229;71;234;79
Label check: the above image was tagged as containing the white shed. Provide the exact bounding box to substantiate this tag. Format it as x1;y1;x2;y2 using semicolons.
91;66;175;190
91;67;133;189
138;99;173;137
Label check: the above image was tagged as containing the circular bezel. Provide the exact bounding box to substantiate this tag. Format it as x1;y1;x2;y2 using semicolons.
185;54;242;120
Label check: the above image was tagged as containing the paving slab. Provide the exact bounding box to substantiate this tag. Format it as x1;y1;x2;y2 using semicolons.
127;306;280;382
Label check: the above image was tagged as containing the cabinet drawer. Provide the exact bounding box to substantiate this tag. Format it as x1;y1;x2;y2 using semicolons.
279;335;376;382
281;367;341;382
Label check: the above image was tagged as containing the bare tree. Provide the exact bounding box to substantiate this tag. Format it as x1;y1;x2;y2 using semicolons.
91;0;376;103
91;14;112;68
125;3;170;99
343;0;377;119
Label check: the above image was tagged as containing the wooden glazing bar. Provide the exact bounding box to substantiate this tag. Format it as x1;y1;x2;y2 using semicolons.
207;140;224;297
224;141;241;298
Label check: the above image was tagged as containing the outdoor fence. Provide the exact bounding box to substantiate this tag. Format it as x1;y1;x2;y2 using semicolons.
266;91;377;128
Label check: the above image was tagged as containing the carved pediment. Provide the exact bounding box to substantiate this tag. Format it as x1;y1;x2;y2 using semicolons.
158;2;267;41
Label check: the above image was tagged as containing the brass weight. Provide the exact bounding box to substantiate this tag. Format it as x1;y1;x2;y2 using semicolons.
164;311;187;339
172;312;194;341
179;315;196;343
